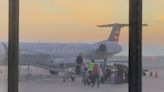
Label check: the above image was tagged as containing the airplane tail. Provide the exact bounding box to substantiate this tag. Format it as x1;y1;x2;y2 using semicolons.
97;23;148;43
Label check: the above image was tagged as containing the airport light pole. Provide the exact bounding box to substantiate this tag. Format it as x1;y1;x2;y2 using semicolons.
129;0;142;92
8;0;19;92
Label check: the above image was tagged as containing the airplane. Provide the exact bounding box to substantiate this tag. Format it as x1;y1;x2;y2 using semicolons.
0;23;148;75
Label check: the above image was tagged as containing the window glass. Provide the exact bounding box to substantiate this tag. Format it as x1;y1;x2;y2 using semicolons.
143;0;164;92
19;0;129;92
0;0;8;92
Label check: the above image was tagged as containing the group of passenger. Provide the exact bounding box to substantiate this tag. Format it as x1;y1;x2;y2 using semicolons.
75;56;128;87
82;59;100;87
100;63;128;84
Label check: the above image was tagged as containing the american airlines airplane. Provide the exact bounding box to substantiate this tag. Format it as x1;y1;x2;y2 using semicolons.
0;23;148;74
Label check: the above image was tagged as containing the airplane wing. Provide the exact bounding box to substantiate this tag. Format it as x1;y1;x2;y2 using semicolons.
20;49;77;72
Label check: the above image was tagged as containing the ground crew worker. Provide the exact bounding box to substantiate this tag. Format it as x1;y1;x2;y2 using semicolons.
88;59;95;73
88;59;95;87
76;54;83;65
75;54;83;75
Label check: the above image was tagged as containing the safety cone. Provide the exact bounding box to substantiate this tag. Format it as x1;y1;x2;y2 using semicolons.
150;71;153;77
155;71;158;78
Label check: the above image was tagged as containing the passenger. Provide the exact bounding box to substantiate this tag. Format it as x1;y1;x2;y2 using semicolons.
100;59;107;76
93;63;100;88
82;68;90;86
100;75;105;84
104;67;111;84
82;62;87;73
100;67;105;84
116;64;124;84
143;71;146;76
115;71;121;84
124;69;128;83
88;71;96;87
110;72;116;84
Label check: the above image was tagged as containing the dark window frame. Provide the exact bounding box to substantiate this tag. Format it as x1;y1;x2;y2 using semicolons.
8;0;19;92
8;0;142;92
129;0;142;92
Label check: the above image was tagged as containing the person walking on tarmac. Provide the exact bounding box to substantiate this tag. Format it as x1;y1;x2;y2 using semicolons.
100;59;107;84
100;59;107;74
104;67;111;84
82;68;90;86
88;59;95;73
88;59;95;87
88;71;96;87
75;54;83;75
93;63;100;88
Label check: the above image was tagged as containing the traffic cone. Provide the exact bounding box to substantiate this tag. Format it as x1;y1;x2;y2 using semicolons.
150;71;153;77
155;71;158;78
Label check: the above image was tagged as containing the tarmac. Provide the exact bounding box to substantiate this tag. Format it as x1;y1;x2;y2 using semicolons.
0;66;164;92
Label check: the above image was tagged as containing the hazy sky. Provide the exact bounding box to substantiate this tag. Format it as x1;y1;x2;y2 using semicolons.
0;0;164;46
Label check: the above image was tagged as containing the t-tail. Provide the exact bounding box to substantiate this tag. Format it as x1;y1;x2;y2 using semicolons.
97;23;148;43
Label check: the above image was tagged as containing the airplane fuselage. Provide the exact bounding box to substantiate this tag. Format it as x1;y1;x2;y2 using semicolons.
0;41;122;67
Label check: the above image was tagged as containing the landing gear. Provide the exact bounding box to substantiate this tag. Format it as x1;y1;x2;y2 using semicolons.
26;65;32;77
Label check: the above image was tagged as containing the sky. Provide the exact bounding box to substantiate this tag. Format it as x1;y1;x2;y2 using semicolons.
0;0;164;43
0;0;164;55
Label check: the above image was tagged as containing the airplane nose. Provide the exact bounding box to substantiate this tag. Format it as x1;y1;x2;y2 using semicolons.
0;43;7;65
